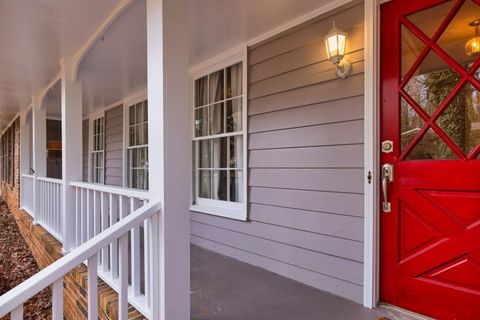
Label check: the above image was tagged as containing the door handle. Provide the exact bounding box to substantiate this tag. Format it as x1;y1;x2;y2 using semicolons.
382;164;394;213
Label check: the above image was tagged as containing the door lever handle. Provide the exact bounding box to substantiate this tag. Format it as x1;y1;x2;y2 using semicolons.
382;164;394;213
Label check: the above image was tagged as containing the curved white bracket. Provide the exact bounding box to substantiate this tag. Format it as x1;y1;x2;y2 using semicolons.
71;0;135;81
36;71;62;110
336;59;352;79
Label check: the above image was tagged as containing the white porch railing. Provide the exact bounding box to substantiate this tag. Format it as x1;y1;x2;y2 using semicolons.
0;201;161;320
36;177;63;242
21;174;34;215
70;181;151;317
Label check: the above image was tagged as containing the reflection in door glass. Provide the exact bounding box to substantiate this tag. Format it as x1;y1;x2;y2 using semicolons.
401;25;425;79
437;0;480;69
407;128;457;160
401;97;425;152
436;83;480;156
406;0;455;39
403;50;460;116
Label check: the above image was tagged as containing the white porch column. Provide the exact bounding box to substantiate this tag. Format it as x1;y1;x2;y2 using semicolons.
147;0;190;319
32;97;47;223
19;110;30;209
60;58;83;252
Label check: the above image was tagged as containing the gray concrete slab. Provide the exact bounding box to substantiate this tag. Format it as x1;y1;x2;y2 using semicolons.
191;245;423;320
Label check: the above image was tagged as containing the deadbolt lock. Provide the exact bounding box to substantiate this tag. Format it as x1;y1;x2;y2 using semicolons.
382;140;393;153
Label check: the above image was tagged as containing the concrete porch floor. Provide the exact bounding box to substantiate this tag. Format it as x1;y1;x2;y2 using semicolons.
190;245;419;320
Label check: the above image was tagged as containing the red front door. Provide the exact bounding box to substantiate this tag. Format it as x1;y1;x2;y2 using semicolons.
380;0;480;319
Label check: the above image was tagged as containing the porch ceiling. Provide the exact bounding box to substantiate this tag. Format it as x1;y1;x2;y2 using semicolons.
0;0;343;128
0;0;122;130
189;0;338;65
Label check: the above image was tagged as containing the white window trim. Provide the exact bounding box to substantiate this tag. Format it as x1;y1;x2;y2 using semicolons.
85;89;147;189
88;109;106;184
122;90;148;189
124;95;149;190
189;46;248;221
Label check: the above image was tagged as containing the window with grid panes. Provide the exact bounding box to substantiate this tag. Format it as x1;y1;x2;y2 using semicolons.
127;100;149;190
92;117;105;184
193;62;245;217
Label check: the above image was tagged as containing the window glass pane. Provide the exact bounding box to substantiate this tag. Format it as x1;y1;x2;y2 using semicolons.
142;123;148;145
436;82;480;156
226;98;242;132
131;147;148;168
229;170;243;203
130;126;135;146
229;135;243;168
199;170;212;199
406;0;455;39
403;50;460;116
437;1;479;69
212;137;228;168
198;140;211;168
212;170;228;201
407;128;457;160
209;70;224;103
136;102;143;124
226;62;242;98
129;105;135;125
209;103;224;135
195;107;208;137
401;97;425;153
144;101;148;121
195;76;208;107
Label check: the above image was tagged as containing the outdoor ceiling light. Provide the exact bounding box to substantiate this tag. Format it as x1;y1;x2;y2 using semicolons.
466;20;480;56
324;22;352;79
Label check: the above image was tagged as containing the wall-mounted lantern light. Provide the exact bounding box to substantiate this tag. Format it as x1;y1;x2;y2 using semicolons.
466;20;480;56
325;22;352;79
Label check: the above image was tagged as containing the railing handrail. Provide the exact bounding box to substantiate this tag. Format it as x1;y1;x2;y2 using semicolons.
70;181;150;200
0;201;161;318
37;177;63;184
21;174;34;179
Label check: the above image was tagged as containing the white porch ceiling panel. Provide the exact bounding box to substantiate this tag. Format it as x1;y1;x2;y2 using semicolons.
0;0;121;130
189;0;341;65
78;0;147;113
0;0;346;129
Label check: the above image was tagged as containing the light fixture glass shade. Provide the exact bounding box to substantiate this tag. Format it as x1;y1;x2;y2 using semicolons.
325;24;347;64
466;36;480;56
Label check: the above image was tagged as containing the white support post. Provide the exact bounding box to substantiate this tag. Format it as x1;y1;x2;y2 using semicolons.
147;0;190;319
19;111;30;209
60;58;84;252
32;97;47;224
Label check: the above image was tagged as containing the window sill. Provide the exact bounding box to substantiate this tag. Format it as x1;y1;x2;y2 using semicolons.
190;203;247;221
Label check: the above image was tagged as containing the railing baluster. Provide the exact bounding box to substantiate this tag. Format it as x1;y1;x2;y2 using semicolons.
119;234;129;320
0;181;155;320
131;198;141;296
48;183;52;228
110;194;119;278
52;278;63;320
80;188;85;244
143;217;149;306
75;187;80;247
87;254;98;320
11;304;23;320
101;192;109;272
87;189;92;240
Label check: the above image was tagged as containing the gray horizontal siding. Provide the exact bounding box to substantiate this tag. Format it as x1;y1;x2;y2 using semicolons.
105;105;123;187
191;2;365;303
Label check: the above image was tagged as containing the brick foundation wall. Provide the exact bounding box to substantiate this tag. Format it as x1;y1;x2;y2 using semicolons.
1;119;143;319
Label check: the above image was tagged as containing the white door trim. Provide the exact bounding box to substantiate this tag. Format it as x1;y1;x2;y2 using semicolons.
363;0;382;309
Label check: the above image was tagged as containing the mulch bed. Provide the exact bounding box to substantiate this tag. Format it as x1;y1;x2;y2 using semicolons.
0;200;52;320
